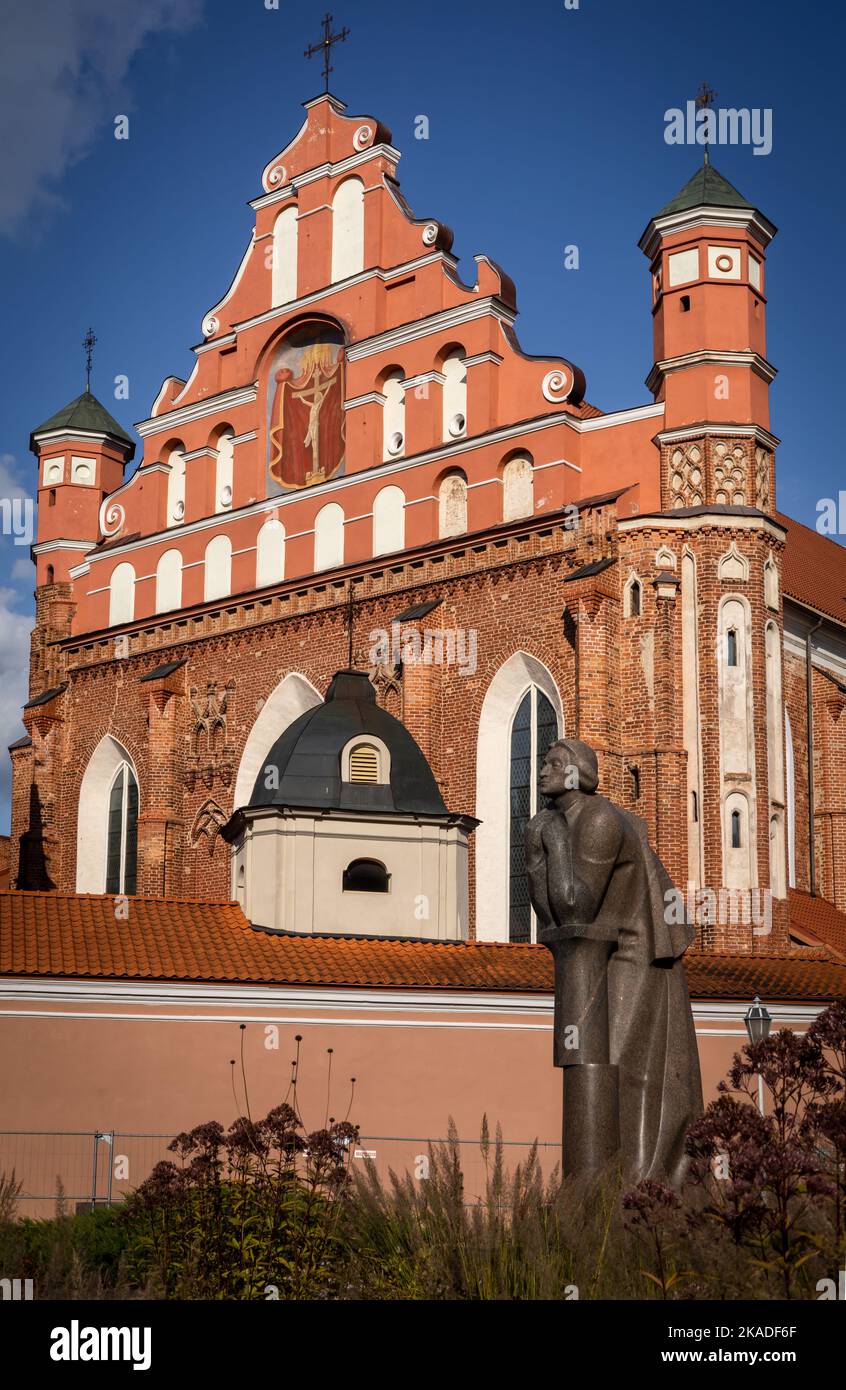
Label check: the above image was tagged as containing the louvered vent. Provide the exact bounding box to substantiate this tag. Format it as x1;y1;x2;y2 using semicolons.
349;743;379;783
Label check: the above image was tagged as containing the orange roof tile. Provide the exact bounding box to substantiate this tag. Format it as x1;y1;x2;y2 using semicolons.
788;888;846;961
776;510;846;626
1;890;845;1002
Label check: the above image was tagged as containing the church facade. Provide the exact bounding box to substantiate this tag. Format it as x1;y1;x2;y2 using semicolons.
8;92;846;962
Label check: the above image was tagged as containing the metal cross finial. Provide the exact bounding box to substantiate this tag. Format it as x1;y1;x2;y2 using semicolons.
696;82;718;164
305;12;350;95
82;326;97;391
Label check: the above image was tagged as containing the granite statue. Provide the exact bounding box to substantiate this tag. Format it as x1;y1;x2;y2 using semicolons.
525;738;703;1184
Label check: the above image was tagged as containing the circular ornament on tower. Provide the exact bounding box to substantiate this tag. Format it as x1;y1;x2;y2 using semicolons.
422;223;439;246
353;125;373;151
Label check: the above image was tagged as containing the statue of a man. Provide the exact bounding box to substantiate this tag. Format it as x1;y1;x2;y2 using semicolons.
525;738;702;1185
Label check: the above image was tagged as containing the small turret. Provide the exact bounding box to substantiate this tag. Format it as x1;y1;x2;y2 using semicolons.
639;158;777;511
30;389;135;586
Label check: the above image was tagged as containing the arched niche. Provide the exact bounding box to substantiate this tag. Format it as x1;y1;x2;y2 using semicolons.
372;485;405;556
232;672;322;810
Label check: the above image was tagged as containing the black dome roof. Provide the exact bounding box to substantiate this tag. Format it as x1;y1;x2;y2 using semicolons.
247;670;448;816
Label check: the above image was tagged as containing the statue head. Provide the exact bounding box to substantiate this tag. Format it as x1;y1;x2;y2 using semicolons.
538;738;599;800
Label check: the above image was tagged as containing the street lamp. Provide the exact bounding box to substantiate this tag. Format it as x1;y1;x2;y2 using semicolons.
744;995;772;1115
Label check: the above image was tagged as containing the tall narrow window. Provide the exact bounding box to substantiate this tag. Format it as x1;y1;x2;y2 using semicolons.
256;518;285;587
214;429;234;513
382;371;405;460
155;549;182;614
372;485;405;556
105;764;138;895
166;447;186;525
314;502;344;571
204;535;232;602
442;352;467;440
272;205;298;305
731;808;742;849
108;562;136;626
331;178;364;282
627;578;642;618
509;688;558;943
726;628;738;667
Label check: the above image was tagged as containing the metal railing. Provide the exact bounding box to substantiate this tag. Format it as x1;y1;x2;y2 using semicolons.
0;1129;561;1212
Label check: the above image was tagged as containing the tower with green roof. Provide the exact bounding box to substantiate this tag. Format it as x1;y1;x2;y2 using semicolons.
639;158;777;512
27;385;135;689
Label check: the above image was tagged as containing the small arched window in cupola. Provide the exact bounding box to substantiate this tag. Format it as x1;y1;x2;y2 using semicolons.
348;742;379;784
343;858;390;893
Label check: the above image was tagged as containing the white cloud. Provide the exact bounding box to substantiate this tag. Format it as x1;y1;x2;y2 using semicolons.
0;454;29;501
0;0;204;235
0;586;33;833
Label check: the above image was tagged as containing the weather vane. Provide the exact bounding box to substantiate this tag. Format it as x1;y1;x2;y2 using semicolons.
696;81;718;163
305;13;350;95
82;326;97;391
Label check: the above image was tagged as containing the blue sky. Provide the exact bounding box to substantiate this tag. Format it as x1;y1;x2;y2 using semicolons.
0;0;843;829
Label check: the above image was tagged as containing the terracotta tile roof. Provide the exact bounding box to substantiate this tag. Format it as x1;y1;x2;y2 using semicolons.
1;891;845;1002
788;888;846;961
776;510;846;626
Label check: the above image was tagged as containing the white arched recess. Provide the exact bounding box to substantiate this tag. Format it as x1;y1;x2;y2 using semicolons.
785;707;796;888
232;672;322;811
474;652;564;941
76;735;138;892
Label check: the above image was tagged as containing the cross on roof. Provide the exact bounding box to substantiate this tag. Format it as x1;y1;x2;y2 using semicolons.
696;82;718;163
305;13;350;95
82;326;97;391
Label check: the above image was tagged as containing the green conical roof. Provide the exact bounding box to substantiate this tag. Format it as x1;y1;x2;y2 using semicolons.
30;390;134;450
656;160;753;219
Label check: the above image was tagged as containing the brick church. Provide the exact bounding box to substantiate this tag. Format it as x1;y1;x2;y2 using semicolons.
2;90;845;1170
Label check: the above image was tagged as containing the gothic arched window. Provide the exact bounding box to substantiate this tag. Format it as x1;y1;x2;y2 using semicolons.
509;687;558;943
105;763;138;895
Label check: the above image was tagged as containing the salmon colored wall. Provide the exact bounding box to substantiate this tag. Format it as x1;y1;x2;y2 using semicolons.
0;991;807;1205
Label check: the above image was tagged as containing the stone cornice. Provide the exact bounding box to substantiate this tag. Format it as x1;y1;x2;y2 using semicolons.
646;349;777;395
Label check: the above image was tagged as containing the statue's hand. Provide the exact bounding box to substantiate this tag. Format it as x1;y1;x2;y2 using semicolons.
525;812;554;927
525;809;556;865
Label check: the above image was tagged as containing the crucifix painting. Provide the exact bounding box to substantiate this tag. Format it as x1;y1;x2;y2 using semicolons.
266;324;346;492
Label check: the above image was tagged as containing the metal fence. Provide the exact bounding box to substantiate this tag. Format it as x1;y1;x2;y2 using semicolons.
0;1130;561;1214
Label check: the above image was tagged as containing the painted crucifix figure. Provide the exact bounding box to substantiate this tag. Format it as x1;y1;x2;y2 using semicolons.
267;330;346;491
